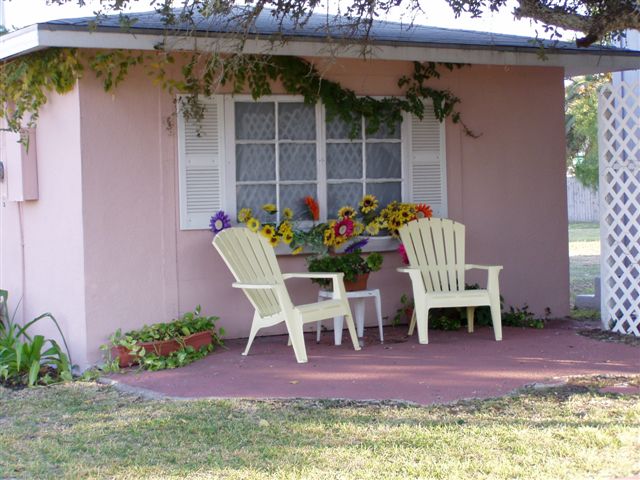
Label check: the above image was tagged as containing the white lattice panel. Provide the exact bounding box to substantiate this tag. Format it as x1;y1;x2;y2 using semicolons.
598;82;640;336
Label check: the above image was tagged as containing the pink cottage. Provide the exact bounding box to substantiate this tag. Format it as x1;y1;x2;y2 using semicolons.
1;10;639;368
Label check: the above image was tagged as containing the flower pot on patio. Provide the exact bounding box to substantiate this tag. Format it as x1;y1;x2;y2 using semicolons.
344;273;370;291
112;330;214;368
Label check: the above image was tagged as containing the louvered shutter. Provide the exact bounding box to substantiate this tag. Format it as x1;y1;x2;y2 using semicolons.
177;96;225;230
409;108;447;217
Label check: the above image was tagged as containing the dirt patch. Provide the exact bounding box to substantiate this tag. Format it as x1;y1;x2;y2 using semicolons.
577;328;640;347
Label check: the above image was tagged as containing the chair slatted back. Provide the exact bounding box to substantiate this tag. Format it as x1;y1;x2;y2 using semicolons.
399;218;466;292
213;228;290;317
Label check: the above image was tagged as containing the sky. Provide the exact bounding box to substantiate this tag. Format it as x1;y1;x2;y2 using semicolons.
2;0;565;40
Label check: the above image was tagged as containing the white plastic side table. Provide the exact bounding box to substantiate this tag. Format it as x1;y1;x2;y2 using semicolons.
316;289;384;345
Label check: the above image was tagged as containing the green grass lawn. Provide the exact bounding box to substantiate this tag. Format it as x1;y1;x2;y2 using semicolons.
569;222;600;308
1;377;639;479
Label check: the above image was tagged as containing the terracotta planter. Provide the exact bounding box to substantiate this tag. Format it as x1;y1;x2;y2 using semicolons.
344;273;370;291
112;330;214;368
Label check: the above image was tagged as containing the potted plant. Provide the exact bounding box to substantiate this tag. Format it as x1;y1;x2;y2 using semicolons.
107;306;224;368
307;250;383;291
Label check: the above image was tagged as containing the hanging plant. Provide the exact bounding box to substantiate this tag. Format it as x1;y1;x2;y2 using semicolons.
1;47;475;138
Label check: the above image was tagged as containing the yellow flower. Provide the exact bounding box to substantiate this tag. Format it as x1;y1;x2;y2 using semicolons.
283;208;293;220
338;206;356;219
261;225;275;238
282;232;294;244
278;221;292;235
247;218;260;232
353;221;365;235
291;246;303;255
237;208;253;223
269;235;280;247
262;203;277;214
360;194;379;213
365;222;380;236
323;228;336;247
388;216;403;230
333;235;347;248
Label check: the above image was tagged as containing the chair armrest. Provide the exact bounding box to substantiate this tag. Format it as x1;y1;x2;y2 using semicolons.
397;267;421;274
232;282;277;290
282;272;344;280
465;264;503;271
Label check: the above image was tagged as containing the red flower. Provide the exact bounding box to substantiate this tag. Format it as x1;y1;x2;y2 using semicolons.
398;244;409;265
305;196;320;221
415;204;433;219
334;218;354;238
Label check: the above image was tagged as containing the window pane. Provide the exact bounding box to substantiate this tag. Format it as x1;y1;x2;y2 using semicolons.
236;144;275;181
237;185;276;222
279;103;316;140
326;115;361;140
367;182;402;207
235;102;275;140
327;143;362;179
280;144;317;181
366;143;402;179
327;183;362;217
280;184;318;219
365;119;401;139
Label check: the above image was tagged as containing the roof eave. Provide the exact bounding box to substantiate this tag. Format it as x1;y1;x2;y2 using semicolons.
1;23;639;76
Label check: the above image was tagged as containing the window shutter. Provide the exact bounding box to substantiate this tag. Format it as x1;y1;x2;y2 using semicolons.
177;96;225;230
409;108;447;217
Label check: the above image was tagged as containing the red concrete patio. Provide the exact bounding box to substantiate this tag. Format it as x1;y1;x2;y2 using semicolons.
110;320;639;405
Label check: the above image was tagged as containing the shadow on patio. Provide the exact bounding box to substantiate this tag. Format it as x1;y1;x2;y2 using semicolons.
109;319;639;405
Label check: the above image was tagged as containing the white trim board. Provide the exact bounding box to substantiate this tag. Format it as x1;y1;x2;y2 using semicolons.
2;24;640;75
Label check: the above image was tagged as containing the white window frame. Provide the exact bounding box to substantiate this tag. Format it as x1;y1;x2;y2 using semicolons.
223;94;413;222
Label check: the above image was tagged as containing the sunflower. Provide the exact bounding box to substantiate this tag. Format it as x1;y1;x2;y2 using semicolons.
415;203;433;219
388;216;403;230
237;208;253;223
323;228;336;247
262;203;277;214
269;235;280;247
247;217;260;232
399;208;415;222
282;232;294;244
291;246;303;255
365;222;380;236
353;221;365;235
333;235;347;248
261;225;275;238
338;206;356;219
283;208;293;220
360;194;379;213
278;220;292;235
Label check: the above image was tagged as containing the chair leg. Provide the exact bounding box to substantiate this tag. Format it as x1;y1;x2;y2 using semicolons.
490;297;502;341
408;309;417;336
414;297;430;345
467;307;475;333
374;291;384;344
343;303;361;351
284;312;308;363
242;311;261;356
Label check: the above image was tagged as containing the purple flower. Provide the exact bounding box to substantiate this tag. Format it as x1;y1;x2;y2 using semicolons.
210;210;231;234
344;238;369;253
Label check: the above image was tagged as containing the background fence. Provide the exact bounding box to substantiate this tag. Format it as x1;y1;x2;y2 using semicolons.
567;176;598;222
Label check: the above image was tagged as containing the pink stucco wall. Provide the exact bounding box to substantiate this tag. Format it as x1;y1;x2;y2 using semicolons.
0;90;89;366
0;55;569;368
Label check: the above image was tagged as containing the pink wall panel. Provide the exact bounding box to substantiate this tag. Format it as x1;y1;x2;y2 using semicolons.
0;56;569;367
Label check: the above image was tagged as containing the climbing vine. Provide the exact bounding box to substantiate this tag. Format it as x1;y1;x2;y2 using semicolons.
1;47;475;138
0;48;83;133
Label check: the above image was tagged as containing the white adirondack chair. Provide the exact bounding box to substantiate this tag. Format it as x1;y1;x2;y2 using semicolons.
398;218;503;344
212;228;361;363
